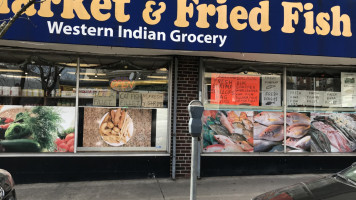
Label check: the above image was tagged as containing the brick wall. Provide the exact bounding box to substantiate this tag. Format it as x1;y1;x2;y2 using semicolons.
171;56;200;178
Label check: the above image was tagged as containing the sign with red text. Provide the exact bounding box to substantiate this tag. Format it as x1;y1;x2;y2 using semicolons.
210;73;260;106
110;77;136;92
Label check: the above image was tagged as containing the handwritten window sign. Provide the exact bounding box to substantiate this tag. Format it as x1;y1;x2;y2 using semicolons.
323;92;342;107
304;91;324;106
261;75;281;106
142;93;164;108
210;73;260;106
93;93;117;107
287;90;302;106
119;92;142;107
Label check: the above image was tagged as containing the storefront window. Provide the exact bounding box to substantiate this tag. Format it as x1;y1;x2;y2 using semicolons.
286;67;356;153
202;60;356;154
0;55;77;153
202;60;284;153
76;56;171;152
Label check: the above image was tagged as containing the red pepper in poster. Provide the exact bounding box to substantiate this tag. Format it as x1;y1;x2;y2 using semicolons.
211;73;260;106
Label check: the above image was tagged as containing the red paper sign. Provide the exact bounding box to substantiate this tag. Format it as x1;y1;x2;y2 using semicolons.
211;73;260;106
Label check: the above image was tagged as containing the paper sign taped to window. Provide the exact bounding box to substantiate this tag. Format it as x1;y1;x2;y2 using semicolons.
119;92;142;107
210;73;260;106
142;93;164;108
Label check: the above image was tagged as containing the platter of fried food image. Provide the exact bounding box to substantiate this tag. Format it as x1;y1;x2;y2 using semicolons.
99;108;133;146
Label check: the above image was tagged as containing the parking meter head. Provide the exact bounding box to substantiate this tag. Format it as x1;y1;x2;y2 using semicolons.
188;100;204;137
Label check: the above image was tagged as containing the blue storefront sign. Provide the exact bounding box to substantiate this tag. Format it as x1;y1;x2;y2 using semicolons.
0;0;355;58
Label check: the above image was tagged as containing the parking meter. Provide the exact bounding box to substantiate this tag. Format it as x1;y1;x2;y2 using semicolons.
188;100;204;138
188;100;204;200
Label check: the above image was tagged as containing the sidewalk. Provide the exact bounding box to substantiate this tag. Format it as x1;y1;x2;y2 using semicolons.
15;174;328;200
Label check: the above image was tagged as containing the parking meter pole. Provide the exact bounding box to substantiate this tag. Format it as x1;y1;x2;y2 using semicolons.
188;100;204;200
190;136;198;200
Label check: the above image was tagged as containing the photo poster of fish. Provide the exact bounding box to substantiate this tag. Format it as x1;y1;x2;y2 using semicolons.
202;110;254;153
210;73;260;106
253;111;311;153
0;105;76;153
341;72;356;107
310;113;356;153
261;75;281;106
82;107;152;148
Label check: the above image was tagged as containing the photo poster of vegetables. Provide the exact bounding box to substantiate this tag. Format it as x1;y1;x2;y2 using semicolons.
254;111;311;153
0;105;75;153
82;107;152;148
202;110;254;153
210;73;260;106
310;113;356;153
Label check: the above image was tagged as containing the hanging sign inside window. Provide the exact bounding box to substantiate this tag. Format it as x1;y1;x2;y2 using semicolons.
110;77;136;92
261;75;281;106
210;73;260;106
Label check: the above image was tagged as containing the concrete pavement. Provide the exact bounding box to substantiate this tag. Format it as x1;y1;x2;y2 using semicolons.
15;174;329;200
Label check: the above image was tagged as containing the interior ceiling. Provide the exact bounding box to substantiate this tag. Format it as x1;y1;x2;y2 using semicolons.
0;46;172;69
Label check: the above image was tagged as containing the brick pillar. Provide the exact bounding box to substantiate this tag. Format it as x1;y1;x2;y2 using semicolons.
171;56;200;178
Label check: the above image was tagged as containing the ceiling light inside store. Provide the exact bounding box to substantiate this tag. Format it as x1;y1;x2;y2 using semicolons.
59;63;99;68
147;76;167;79
80;78;109;82
0;69;23;73
156;68;168;73
68;72;106;76
0;74;40;79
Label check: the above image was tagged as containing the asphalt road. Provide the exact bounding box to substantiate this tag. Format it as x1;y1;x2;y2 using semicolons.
15;174;328;200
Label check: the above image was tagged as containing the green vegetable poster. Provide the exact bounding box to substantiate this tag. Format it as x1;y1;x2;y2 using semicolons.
0;105;76;153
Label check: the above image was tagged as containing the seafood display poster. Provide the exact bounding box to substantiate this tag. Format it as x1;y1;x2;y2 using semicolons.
83;107;152;148
310;113;356;153
210;73;260;106
0;105;75;153
203;110;356;153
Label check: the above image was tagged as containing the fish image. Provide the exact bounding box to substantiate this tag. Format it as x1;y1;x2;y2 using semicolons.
285;137;300;148
326;114;356;142
214;135;235;145
269;144;284;152
235;140;254;152
309;127;331;153
254;140;281;152
289;149;306;153
312;121;352;152
221;144;244;152
209;124;230;136
230;133;247;143
259;124;284;141
286;123;310;138
214;135;251;152
240;112;248;120
217;112;235;134
242;118;253;131
253;123;268;139
294;135;311;150
202;110;218;123
286;112;310;126
253;111;284;126
227;111;241;123
204;144;225;152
